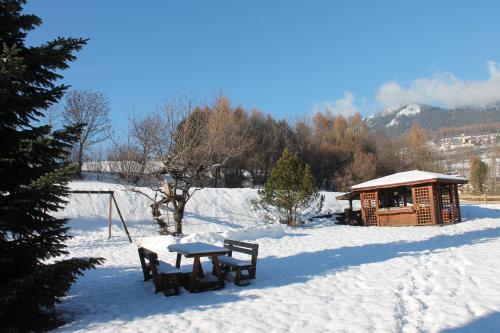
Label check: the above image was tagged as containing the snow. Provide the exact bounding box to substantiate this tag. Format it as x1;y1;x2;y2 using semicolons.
167;242;228;255
397;103;421;117
387;118;398;127
49;179;500;332
81;160;163;173
157;261;180;273
381;104;405;116
351;170;467;190
218;256;251;267
384;104;421;127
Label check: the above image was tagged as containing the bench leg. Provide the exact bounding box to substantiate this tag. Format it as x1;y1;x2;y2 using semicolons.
163;276;180;297
233;267;252;286
154;274;180;296
249;266;256;279
154;279;161;293
234;269;243;286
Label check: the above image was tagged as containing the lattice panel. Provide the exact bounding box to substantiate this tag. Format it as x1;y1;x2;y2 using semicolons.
433;185;441;223
413;186;433;225
436;184;460;224
360;192;378;226
439;184;453;223
449;184;460;223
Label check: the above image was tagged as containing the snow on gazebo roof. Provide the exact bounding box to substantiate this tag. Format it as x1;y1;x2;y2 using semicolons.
350;170;467;191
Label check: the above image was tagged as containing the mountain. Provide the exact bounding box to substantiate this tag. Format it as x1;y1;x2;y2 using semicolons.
366;103;500;136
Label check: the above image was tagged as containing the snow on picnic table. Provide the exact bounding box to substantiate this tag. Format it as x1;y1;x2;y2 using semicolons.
53;180;500;332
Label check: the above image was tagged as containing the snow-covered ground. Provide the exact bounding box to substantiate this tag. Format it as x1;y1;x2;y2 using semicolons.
52;180;500;332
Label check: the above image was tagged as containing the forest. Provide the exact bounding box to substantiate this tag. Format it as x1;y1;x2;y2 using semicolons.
60;91;439;192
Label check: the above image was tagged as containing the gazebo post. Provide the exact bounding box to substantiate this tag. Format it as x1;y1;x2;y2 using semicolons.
454;184;462;222
428;185;437;225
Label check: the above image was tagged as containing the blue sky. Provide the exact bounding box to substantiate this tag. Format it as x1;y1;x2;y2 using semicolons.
25;1;500;130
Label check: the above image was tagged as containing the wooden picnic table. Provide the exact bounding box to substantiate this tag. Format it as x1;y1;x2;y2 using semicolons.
167;242;229;292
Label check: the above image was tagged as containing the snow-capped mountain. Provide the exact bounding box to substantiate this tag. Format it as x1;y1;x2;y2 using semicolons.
366;103;500;136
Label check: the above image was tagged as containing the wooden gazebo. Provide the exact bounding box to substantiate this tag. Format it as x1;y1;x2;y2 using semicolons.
338;170;467;227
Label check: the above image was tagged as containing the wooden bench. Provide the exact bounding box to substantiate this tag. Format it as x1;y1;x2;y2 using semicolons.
216;239;259;286
138;247;180;296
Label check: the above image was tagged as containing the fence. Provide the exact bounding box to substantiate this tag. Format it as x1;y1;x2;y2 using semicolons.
460;194;500;204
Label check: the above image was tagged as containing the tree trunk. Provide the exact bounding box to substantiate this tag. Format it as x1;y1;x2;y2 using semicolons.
77;144;84;178
213;167;220;187
174;204;185;235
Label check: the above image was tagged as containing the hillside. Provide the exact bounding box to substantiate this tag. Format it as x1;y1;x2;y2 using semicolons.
366;103;500;136
48;179;500;332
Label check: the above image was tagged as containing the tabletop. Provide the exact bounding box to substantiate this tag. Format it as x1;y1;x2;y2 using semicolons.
168;242;229;256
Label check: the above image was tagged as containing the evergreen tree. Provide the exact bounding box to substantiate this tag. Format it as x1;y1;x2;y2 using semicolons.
469;155;489;194
0;0;103;327
258;149;322;226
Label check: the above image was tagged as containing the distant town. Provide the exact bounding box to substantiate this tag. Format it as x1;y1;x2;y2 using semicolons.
432;133;500;151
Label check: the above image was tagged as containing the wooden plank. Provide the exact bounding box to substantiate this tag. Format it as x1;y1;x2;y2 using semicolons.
435;185;442;224
377;207;414;214
360;193;366;226
455;184;462;223
111;193;132;243
197;258;204;278
429;185;437;225
137;247;151;281
211;255;225;284
374;191;379;226
224;245;256;255
70;190;132;241
108;193;113;239
460;194;500;202
190;257;201;292
184;251;229;258
224;239;259;249
378;210;417;226
175;253;182;269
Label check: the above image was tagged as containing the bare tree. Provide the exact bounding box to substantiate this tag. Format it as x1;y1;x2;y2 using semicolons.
86;147;106;180
63;90;111;177
402;123;440;172
45;104;61;128
118;96;249;235
159;96;249;234
129;112;168;173
107;139;143;182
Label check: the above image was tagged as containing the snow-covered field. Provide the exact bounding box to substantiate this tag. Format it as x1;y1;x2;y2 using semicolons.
52;180;500;332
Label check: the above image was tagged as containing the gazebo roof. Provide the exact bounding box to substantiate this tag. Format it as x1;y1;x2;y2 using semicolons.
335;191;360;201
350;170;467;191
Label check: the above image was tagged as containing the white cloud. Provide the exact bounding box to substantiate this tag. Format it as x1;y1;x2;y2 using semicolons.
377;61;500;109
313;91;359;117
